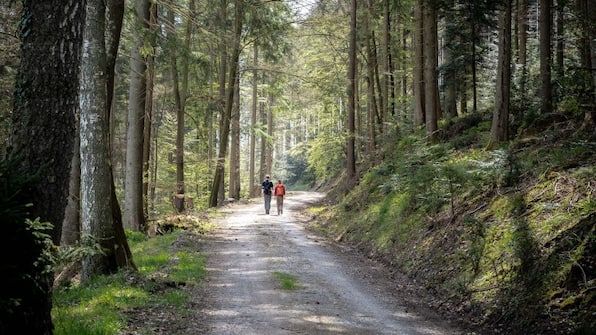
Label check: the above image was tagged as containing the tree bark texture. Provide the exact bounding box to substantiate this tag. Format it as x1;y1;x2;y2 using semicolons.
444;45;458;119
125;0;150;230
209;0;229;207
106;0;124;130
165;8;185;210
230;72;241;200
413;0;425;127
364;8;378;153
11;0;82;245
346;0;357;190
491;0;513;145
555;0;565;76
8;1;84;333
81;0;136;280
540;0;553;114
143;2;158;220
423;0;439;142
210;0;242;207
266;93;274;176
61;124;81;246
250;44;258;197
517;0;528;65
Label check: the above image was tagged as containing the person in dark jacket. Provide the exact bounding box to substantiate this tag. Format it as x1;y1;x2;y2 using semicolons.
261;175;274;214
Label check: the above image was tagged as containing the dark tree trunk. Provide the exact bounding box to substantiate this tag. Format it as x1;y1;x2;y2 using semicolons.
423;0;439;142
490;0;513;146
8;1;84;332
143;3;158;221
11;0;82;245
555;0;565;77
125;0;150;230
413;0;425;127
229;70;241;200
250;44;258;197
346;0;357;190
210;0;243;207
540;0;553;114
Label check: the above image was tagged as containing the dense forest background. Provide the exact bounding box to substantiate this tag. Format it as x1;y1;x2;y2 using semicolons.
1;0;595;334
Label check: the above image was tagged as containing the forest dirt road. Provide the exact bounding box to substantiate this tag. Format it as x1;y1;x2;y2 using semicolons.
183;191;464;335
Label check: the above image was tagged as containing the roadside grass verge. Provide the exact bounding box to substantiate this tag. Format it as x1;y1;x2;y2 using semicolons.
53;226;209;335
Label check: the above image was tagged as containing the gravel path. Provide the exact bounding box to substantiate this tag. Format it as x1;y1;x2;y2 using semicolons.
185;191;463;335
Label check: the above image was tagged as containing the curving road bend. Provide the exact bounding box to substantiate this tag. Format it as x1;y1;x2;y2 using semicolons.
187;191;462;335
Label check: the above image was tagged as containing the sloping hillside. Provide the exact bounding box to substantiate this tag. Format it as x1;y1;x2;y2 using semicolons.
318;114;595;335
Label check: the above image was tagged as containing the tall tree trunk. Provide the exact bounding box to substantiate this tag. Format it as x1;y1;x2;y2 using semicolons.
471;21;478;113
11;1;81;245
423;0;439;142
540;0;553;114
250;44;258;197
259;97;266;179
401;26;408;117
555;0;565;77
105;0;134;264
210;0;243;207
413;0;425;127
576;0;596;127
372;34;385;134
517;0;528;65
517;0;528;121
125;0;150;231
346;0;357;190
266;93;274;176
229;70;241;200
143;3;158;221
210;0;228;207
382;0;391;119
9;1;83;332
167;8;185;211
106;0;124;129
80;0;116;280
490;0;513;146
365;7;377;153
444;45;458;119
590;1;596;128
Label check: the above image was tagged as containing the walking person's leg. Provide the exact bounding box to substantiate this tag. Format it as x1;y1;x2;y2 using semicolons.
265;194;271;214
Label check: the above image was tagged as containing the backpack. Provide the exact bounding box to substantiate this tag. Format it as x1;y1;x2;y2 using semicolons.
275;184;285;196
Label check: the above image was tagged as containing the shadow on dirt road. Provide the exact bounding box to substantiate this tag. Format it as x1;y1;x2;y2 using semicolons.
185;191;463;335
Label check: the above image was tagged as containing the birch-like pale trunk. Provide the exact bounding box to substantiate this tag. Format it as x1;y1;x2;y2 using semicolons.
80;0;117;279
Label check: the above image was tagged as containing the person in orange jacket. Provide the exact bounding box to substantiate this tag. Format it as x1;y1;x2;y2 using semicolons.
274;179;286;215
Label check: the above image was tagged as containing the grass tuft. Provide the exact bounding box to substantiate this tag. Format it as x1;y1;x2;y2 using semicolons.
272;271;302;290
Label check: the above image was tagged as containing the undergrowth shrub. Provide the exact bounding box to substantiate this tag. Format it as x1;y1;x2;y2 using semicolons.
0;156;55;333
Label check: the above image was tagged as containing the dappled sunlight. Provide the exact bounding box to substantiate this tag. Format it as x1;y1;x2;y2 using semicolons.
192;193;461;335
